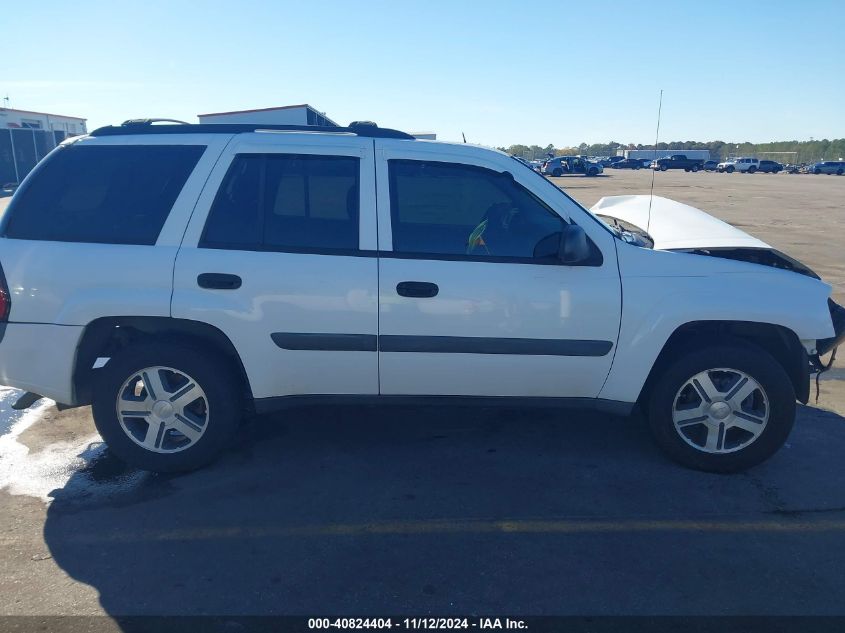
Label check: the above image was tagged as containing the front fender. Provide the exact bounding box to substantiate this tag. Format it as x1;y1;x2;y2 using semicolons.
599;246;834;403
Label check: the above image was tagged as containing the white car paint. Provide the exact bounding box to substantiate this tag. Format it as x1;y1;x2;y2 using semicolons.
173;133;380;399
590;195;770;250
373;138;621;398
718;157;759;173
0;128;836;416
599;244;834;403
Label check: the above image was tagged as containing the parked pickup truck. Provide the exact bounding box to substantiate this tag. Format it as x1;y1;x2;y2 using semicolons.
651;155;705;172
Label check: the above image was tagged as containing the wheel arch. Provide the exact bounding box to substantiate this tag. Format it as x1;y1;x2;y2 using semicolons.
73;316;254;409
637;320;810;411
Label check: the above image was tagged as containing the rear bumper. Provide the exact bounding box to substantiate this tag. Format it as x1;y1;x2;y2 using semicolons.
0;322;83;404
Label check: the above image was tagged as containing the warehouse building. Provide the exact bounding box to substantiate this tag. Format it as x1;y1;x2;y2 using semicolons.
198;104;338;126
0;107;87;185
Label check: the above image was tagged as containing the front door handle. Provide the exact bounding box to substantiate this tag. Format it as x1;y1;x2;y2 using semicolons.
197;273;242;290
396;281;439;298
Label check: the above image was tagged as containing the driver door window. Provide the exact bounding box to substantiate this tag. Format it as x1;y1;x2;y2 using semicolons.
388;160;565;262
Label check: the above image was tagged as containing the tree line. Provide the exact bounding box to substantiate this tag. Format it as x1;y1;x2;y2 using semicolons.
500;139;845;164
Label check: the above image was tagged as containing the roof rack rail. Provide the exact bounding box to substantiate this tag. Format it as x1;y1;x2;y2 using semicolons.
120;118;193;126
89;120;415;140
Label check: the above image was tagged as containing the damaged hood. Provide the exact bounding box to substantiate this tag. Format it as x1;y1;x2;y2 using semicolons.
590;195;771;250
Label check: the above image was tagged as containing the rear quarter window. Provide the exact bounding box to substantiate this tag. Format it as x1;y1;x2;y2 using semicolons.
3;144;205;245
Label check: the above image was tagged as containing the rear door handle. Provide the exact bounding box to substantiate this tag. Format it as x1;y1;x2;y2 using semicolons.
396;281;439;298
197;273;242;290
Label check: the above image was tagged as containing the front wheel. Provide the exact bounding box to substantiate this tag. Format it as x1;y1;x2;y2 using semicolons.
92;342;242;472
726;166;735;173
646;343;795;473
552;168;563;177
660;164;668;171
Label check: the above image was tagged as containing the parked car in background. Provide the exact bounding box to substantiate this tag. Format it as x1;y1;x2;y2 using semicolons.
718;157;759;173
811;161;845;175
542;156;603;177
757;160;783;174
651;155;705;172
703;160;719;171
611;158;644;170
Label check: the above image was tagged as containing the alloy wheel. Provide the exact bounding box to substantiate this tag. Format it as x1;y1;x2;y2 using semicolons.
671;367;769;454
115;366;209;453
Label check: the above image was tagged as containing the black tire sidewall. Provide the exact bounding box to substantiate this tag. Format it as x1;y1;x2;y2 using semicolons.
647;343;796;473
92;342;241;472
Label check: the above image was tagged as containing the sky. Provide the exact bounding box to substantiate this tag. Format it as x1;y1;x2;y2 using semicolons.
3;0;843;148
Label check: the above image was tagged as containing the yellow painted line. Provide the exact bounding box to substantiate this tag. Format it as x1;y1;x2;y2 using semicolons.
0;516;840;546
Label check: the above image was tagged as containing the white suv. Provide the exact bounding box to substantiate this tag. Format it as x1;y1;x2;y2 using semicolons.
0;120;841;473
717;157;760;173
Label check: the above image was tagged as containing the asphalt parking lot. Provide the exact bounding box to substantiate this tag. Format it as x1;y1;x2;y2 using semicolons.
1;170;844;619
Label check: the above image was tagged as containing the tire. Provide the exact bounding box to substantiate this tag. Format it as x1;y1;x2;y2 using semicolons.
748;166;757;174
726;166;735;173
646;341;796;473
92;341;242;472
587;167;598;176
552;168;563;177
837;169;843;176
691;164;700;172
660;164;668;171
634;165;640;170
814;169;821;174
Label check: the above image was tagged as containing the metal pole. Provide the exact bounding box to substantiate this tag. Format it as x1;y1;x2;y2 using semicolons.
8;129;20;184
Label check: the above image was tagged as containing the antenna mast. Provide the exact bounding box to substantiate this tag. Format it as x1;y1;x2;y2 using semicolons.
647;89;663;234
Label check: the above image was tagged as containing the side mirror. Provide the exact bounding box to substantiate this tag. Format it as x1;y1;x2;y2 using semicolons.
558;223;591;265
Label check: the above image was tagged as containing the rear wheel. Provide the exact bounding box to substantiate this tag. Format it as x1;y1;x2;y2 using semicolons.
691;164;700;172
646;343;795;473
748;166;757;174
552;168;563;177
92;342;242;472
587;167;598;176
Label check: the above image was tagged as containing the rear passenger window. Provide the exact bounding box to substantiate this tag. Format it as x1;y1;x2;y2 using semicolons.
3;144;205;245
201;154;359;252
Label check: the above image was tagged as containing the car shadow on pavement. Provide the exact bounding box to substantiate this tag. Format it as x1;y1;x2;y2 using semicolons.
43;402;845;617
